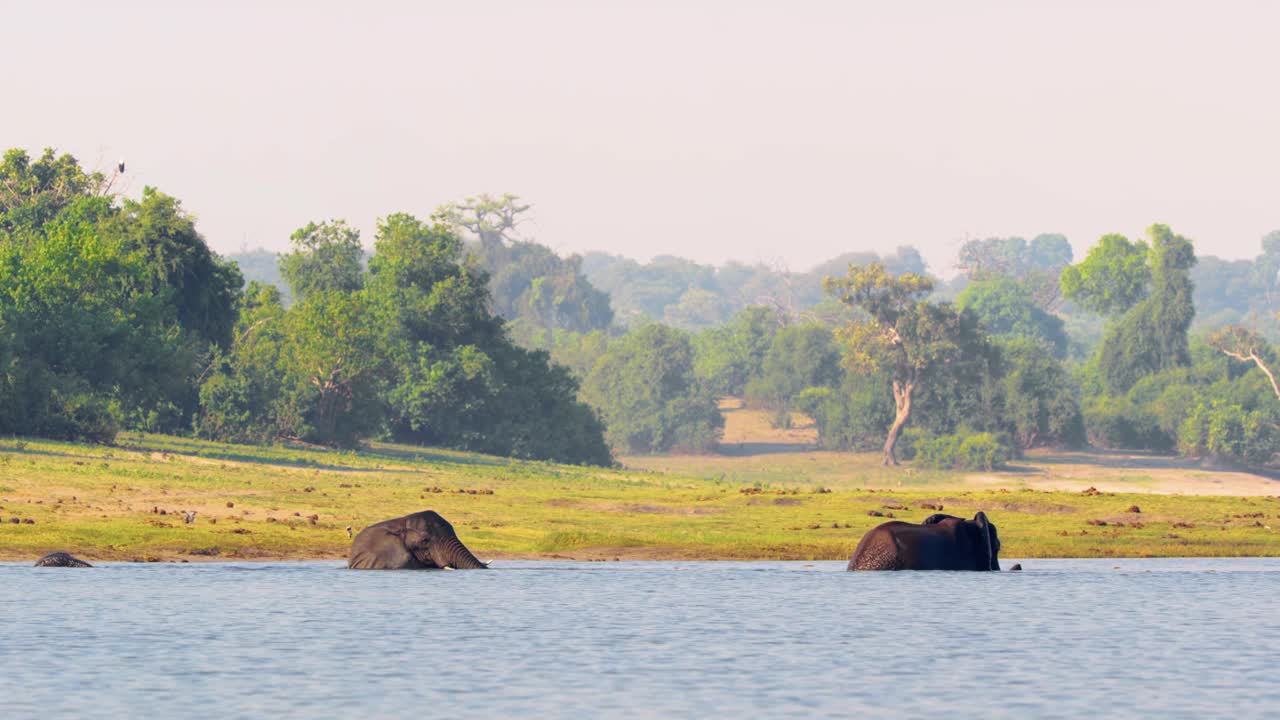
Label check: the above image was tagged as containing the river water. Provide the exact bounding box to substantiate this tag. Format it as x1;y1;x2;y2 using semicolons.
2;558;1278;718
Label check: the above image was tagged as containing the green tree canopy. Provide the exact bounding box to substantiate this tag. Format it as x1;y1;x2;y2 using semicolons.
582;324;723;454
1;148;242;439
693;305;784;396
279;220;365;300
1097;225;1196;393
1060;233;1150;316
744;324;842;411
957;276;1068;357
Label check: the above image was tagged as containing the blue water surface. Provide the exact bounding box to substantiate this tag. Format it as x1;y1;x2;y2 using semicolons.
2;558;1278;718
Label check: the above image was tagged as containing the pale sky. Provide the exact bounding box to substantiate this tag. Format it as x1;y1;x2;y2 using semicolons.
4;0;1277;274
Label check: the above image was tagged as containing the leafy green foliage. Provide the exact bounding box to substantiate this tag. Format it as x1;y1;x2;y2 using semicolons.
0;148;107;234
957;234;1073;278
1098;225;1196;394
744;324;842;410
899;429;1012;471
0;149;241;441
445;194;614;335
278;220;365;300
366;213;611;464
582;324;723;454
693;306;784;396
583;246;928;330
1178;401;1278;467
1060;233;1151;316
200;212;612;463
998;338;1085;448
196;283;289;443
957;277;1068;356
795;376;894;451
111;187;243;349
825;263;987;464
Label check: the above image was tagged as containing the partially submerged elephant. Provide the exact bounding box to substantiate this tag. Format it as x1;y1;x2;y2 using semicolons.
34;552;93;568
348;510;488;570
848;512;1001;571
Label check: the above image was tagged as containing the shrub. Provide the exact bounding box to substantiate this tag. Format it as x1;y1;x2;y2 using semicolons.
795;376;894;452
910;431;1011;471
1178;402;1279;467
1082;396;1170;450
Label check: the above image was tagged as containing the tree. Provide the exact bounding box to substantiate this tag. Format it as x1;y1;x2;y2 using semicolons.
582;324;723;454
693;306;784;396
956;236;1032;278
444;192;530;255
744;324;842;412
278;220;365;300
196;283;289;443
0;147;241;439
998;338;1084;448
1060;233;1150;316
1097;225;1196;393
1257;230;1280;315
1028;233;1074;269
1209;326;1280;403
111;187;243;349
0;208;182;441
367;213;610;463
0;148;108;235
824;263;986;465
955;235;1073;311
278;290;384;447
957;277;1068;356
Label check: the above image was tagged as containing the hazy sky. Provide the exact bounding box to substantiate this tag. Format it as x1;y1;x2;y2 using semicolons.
4;0;1277;274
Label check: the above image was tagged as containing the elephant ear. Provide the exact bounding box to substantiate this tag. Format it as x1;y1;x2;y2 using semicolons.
972;512;997;570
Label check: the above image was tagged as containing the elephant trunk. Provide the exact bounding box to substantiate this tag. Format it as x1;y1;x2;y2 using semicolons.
433;536;488;569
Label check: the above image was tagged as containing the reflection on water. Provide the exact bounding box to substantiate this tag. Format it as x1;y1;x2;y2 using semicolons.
3;559;1279;718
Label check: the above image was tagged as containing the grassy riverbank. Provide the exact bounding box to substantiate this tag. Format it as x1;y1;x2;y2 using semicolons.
1;431;1279;562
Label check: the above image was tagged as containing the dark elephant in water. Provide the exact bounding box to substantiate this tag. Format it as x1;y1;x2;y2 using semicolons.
34;552;93;568
848;512;1001;571
349;510;488;570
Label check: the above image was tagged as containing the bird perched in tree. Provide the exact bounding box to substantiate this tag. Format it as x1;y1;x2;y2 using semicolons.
117;159;125;174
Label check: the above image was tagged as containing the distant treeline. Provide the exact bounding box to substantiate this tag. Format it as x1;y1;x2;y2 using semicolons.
221;194;1271;468
5;154;1278;469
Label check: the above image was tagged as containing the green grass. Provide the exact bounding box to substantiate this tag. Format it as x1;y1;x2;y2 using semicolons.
0;433;1278;562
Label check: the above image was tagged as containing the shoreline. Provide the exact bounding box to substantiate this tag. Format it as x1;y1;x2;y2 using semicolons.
9;545;1280;564
4;433;1280;564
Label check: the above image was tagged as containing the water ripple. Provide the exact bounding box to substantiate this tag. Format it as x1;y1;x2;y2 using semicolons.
2;559;1279;718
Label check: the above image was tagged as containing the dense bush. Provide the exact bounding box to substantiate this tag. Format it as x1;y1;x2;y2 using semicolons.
581;324;723;454
907;431;1012;471
744;324;842;411
199;214;614;464
1081;396;1169;450
0;149;241;441
795;377;894;452
998;338;1085;448
693;306;783;396
1178;401;1278;467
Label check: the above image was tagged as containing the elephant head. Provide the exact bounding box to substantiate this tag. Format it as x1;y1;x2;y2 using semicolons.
349;510;488;570
972;511;1001;571
395;511;488;570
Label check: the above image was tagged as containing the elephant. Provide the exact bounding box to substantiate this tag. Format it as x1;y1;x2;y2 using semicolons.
348;510;488;570
34;552;93;568
847;512;1001;571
